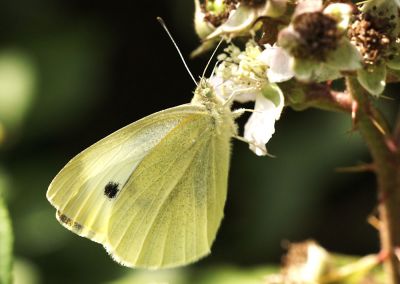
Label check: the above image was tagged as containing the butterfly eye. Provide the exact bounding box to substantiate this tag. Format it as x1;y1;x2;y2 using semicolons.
104;182;120;199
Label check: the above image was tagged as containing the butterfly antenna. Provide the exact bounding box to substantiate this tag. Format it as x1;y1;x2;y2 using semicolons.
157;17;197;86
201;38;224;80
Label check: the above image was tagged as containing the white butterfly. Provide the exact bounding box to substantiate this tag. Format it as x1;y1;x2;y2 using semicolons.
47;78;241;269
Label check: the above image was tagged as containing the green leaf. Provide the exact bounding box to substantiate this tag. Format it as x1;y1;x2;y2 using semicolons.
0;197;13;284
0;51;36;132
357;64;386;96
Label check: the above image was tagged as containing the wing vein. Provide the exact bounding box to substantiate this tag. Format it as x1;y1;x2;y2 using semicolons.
133;135;210;264
210;137;217;245
159;212;173;266
110;132;193;248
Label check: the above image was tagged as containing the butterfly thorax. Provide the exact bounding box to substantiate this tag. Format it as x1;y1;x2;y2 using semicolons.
191;79;237;137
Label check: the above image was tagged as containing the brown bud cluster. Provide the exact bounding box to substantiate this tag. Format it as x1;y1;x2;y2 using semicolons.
292;12;341;61
241;0;266;7
201;0;238;27
349;7;397;65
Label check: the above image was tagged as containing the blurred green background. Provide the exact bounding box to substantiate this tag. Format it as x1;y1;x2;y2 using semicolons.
0;0;395;283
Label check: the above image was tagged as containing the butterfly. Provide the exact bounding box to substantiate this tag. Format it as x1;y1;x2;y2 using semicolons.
46;76;243;269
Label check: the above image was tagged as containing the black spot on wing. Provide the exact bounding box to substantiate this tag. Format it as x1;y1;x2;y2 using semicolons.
104;181;120;199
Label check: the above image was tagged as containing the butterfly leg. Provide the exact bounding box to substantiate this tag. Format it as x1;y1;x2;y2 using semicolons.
232;108;263;119
222;87;258;107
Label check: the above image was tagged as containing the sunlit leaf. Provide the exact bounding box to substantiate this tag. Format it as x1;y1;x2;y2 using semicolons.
0;197;13;284
0;51;36;142
13;258;40;284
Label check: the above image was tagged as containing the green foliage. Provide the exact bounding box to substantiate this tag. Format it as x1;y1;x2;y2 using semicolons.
0;0;391;283
107;266;276;284
0;197;13;284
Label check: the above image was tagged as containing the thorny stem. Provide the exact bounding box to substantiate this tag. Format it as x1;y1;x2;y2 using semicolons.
346;76;400;284
280;81;353;113
282;76;400;281
394;106;400;146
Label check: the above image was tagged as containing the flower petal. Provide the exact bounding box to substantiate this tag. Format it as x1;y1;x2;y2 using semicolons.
244;85;284;156
265;0;287;17
323;3;353;31
258;45;294;83
194;0;215;39
209;75;258;103
206;0;287;40
208;74;226;100
234;91;258;103
294;0;323;17
277;26;301;55
206;4;257;40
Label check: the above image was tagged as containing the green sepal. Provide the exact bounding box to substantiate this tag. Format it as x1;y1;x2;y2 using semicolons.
326;39;361;71
357;64;386;96
386;53;400;70
292;58;315;81
261;83;283;107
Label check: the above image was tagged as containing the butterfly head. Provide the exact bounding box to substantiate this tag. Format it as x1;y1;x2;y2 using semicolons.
192;78;224;106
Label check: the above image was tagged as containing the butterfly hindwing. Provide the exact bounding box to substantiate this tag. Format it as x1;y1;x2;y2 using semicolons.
106;110;232;268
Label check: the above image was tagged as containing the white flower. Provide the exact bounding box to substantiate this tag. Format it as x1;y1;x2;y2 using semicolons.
277;0;361;82
244;85;284;156
209;41;287;156
205;0;287;40
258;44;294;83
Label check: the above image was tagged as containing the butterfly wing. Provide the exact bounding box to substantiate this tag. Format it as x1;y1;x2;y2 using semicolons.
47;103;232;268
106;110;232;268
47;104;207;243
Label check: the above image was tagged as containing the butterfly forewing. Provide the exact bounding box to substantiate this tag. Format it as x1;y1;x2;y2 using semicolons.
47;104;208;243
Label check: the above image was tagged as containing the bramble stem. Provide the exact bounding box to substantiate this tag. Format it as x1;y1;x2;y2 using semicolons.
280;81;353;113
346;76;400;284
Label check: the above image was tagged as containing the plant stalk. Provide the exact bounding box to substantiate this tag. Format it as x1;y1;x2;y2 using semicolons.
346;76;400;284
